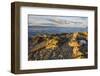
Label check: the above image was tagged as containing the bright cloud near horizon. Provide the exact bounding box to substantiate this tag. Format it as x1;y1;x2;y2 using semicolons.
28;15;88;28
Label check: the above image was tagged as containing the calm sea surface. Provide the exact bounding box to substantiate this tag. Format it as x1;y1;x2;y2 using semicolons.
28;26;88;37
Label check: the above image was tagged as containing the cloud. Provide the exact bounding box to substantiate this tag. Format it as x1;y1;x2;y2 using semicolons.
28;15;88;28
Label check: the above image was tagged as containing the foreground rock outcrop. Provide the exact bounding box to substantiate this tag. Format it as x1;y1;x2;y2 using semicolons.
28;32;88;60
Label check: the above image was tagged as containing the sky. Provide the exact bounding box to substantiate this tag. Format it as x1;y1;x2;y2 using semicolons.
28;15;88;28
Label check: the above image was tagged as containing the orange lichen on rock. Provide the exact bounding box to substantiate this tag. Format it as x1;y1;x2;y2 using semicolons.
45;38;58;49
68;32;83;59
68;41;80;47
72;47;83;58
71;32;79;40
82;32;88;36
68;41;83;58
82;32;88;40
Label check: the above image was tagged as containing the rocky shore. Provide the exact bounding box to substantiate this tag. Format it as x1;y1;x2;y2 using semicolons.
28;32;88;60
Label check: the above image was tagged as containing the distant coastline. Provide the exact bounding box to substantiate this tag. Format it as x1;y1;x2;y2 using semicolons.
28;26;88;37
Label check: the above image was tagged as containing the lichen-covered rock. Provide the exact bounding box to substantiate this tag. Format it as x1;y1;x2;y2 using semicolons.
28;32;88;60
